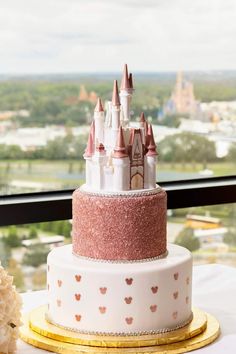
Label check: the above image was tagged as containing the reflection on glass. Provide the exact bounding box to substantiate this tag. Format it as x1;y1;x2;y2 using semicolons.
0;71;236;195
1;203;236;292
168;204;236;267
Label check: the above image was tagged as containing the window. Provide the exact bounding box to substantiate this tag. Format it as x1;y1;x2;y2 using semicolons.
0;1;235;195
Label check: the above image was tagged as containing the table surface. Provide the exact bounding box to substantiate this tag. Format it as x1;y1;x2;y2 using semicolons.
18;263;236;353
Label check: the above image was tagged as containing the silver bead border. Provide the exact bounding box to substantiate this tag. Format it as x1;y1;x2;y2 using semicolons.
45;311;193;337
72;250;168;264
78;185;162;198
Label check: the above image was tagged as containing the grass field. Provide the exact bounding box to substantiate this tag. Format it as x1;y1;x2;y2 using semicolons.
0;160;235;194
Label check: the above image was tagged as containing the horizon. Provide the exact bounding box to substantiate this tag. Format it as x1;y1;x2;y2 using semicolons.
1;68;236;78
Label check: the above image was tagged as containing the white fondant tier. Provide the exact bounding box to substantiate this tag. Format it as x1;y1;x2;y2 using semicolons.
47;244;192;335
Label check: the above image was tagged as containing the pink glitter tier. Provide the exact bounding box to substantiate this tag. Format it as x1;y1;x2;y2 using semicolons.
72;187;167;261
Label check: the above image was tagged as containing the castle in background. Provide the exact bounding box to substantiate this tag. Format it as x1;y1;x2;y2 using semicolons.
78;85;98;104
163;72;200;117
84;65;157;192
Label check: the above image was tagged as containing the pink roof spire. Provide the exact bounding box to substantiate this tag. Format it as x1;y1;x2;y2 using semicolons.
113;126;128;158
94;97;104;112
112;80;120;106
129;73;134;89
146;124;158;156
140;112;146;123
120;64;131;90
84;121;95;157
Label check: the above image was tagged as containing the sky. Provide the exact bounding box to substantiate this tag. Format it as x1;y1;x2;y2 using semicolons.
0;0;236;74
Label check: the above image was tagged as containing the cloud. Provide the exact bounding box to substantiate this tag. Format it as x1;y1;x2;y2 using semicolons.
0;0;235;73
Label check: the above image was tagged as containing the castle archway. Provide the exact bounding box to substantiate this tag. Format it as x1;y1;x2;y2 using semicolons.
131;173;143;190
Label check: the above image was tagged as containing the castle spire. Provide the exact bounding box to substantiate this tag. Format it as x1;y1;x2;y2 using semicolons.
140;112;146;123
84;121;95;157
112;80;120;106
113;126;128;158
146;124;157;156
120;64;131;90
94;97;104;112
129;73;134;89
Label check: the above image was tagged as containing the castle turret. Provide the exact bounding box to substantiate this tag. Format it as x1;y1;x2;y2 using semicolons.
84;121;95;187
112;80;121;130
94;98;104;144
119;64;133;126
129;73;134;91
112;126;130;191
145;124;157;189
92;142;107;190
139;112;148;144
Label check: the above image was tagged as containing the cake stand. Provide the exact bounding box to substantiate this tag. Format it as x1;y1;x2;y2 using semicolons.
20;305;220;353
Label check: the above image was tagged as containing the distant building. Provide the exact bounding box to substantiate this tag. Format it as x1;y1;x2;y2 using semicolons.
78;85;98;104
186;214;222;229
22;235;65;249
65;85;98;106
194;227;228;252
163;72;201;118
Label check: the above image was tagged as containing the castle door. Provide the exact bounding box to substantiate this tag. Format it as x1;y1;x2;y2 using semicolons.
131;173;143;190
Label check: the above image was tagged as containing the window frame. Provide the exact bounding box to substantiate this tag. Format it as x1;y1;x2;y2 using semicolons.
0;175;235;227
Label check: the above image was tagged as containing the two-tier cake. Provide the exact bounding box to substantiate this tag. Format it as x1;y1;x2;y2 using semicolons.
46;65;193;335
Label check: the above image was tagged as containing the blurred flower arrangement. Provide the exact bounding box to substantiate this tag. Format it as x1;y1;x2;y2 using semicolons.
0;263;22;353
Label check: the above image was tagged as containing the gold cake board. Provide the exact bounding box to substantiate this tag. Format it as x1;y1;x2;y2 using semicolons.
20;306;220;354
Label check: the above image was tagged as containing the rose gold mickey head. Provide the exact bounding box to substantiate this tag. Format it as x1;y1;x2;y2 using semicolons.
75;314;81;322
99;306;106;314
75;293;81;301
150;305;157;312
99;287;107;294
125;278;133;285
75;274;82;282
173;311;178;320
173;291;179;299
125;317;133;325
174;272;179;280
124;297;133;304
151;286;158;294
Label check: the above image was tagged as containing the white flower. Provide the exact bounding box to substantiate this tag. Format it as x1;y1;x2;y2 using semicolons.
0;264;22;354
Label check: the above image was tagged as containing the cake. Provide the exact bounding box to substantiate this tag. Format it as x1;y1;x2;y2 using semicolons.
46;65;192;336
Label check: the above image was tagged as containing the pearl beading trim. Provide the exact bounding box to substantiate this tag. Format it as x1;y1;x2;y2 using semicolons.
79;185;162;198
72;250;169;264
45;312;193;336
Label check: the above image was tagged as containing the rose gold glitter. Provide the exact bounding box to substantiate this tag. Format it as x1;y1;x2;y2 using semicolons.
72;188;167;261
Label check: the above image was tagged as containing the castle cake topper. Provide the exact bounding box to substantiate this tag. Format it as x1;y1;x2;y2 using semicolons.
84;64;157;192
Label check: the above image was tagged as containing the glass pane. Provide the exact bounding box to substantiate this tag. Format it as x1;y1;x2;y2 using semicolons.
0;220;72;292
1;202;236;292
167;203;236;267
0;1;236;195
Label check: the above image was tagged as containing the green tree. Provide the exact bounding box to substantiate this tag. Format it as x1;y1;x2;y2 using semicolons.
7;258;25;291
32;268;47;290
224;229;236;246
227;143;236;163
174;227;200;252
159;132;216;168
62;221;72;238
29;226;38;239
4;226;21;248
23;244;50;267
0;239;11;267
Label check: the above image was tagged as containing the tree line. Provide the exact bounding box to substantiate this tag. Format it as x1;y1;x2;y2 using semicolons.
0;132;235;164
1;76;236;127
